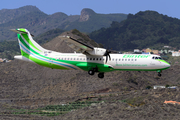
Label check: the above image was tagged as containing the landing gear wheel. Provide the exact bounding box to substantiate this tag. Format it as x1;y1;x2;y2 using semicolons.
98;73;104;78
88;70;95;75
158;72;161;77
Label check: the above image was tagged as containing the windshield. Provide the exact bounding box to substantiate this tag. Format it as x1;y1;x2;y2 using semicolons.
152;56;162;60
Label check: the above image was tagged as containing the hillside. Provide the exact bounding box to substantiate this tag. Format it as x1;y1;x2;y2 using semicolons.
0;6;127;41
90;11;180;51
0;5;40;24
0;29;180;119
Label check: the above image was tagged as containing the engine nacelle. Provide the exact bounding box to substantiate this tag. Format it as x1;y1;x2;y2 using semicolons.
87;48;107;56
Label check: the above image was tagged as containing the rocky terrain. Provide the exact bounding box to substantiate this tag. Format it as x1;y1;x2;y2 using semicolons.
0;30;180;119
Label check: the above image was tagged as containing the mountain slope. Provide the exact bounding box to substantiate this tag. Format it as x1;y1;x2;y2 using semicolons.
0;5;40;24
90;11;180;51
0;6;127;41
63;8;127;33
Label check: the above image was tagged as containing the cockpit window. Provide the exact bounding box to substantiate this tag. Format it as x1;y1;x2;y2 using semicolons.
152;56;162;60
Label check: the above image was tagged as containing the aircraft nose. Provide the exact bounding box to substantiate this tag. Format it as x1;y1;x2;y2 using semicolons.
164;62;170;68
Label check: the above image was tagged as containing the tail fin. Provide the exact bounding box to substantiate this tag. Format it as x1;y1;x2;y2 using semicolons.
11;28;46;57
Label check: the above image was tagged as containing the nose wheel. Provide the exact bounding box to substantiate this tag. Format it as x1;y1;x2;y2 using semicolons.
158;72;161;77
157;70;162;77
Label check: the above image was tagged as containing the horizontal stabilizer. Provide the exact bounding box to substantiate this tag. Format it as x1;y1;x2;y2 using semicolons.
14;55;33;62
10;29;28;34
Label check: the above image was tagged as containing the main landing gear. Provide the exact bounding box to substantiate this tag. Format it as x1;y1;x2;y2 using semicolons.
88;70;95;75
88;66;104;78
98;73;104;78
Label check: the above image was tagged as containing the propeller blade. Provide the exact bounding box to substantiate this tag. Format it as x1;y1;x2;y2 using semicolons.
105;55;108;63
108;54;111;61
104;49;111;63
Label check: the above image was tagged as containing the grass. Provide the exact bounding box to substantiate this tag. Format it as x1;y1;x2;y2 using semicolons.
9;101;102;117
119;96;146;107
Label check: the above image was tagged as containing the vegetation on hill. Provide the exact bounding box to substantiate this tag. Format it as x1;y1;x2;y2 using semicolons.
64;10;127;33
89;11;180;51
0;41;20;60
0;6;127;42
0;5;40;24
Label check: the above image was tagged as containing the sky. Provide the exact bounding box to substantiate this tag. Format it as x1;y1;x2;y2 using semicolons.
0;0;180;19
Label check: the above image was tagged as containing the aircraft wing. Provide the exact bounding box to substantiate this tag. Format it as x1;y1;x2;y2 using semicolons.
59;36;94;53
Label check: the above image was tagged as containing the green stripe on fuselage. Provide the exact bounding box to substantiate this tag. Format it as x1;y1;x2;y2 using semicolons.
156;59;170;65
21;50;68;70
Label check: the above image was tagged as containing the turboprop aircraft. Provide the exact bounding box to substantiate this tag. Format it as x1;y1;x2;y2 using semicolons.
11;28;170;78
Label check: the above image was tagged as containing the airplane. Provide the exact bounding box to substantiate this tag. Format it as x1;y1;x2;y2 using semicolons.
11;28;170;78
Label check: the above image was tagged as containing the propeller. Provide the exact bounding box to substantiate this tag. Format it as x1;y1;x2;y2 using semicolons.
104;50;111;63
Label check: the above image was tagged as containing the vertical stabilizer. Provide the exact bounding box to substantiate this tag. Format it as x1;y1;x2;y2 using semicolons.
11;28;46;57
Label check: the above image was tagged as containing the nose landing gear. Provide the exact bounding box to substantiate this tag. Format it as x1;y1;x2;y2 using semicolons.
157;70;162;77
158;72;161;77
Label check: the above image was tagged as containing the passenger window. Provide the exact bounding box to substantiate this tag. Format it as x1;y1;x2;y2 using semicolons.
96;58;98;60
100;58;102;61
64;58;66;60
135;59;137;61
90;58;92;60
131;59;133;61
71;58;72;60
87;58;89;60
116;59;117;61
77;58;79;60
112;59;114;61
128;59;130;61
83;58;85;60
119;59;121;61
125;59;127;61
74;58;76;60
122;59;124;61
80;58;82;60
93;58;95;60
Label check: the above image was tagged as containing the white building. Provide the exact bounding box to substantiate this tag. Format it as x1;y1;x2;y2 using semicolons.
164;46;171;48
172;51;180;56
134;49;141;53
153;86;165;89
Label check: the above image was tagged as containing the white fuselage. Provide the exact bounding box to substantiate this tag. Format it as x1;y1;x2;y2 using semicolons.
44;52;170;71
